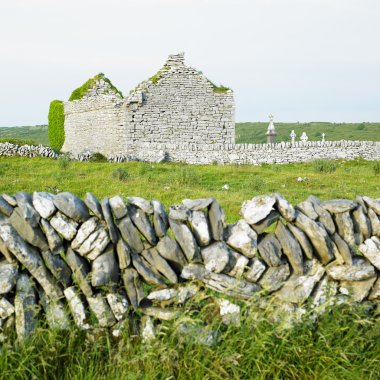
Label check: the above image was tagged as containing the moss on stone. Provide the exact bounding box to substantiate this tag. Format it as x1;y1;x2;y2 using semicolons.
148;65;170;84
68;73;123;101
48;100;65;151
207;79;230;93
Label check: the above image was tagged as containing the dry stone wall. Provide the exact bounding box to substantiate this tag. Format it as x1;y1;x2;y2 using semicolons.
0;190;379;340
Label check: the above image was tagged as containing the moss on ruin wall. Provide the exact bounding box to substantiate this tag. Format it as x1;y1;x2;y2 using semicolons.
68;73;123;101
48;100;65;150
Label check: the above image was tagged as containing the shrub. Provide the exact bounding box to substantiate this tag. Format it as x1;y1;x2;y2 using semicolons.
373;161;380;175
112;167;129;181
89;152;108;163
313;159;337;173
48;100;65;151
0;138;39;146
69;73;123;101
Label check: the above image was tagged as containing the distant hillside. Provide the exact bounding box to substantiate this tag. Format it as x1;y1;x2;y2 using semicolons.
0;122;379;147
236;122;380;144
0;125;49;146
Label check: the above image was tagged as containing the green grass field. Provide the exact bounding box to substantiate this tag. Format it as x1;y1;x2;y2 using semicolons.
1;122;380;147
0;155;379;379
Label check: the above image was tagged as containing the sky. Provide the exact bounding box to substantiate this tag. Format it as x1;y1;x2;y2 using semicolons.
1;0;379;126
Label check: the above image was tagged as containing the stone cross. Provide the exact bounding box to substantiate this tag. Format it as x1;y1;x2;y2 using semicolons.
321;133;326;143
266;114;276;144
290;130;296;145
300;132;308;143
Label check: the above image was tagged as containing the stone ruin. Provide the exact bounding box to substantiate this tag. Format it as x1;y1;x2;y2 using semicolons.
0;190;379;341
62;53;235;156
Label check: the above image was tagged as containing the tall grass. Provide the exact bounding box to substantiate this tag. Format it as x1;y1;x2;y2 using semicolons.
0;301;379;379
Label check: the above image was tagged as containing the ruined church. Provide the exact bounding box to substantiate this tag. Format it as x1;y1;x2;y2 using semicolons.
61;53;235;155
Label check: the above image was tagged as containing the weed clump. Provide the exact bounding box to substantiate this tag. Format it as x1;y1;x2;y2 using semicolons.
313;159;337;173
112;167;129;181
89;153;108;163
373;161;380;175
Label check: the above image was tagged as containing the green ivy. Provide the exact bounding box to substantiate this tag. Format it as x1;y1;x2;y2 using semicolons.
148;65;170;84
48;100;65;151
68;73;123;101
207;79;230;93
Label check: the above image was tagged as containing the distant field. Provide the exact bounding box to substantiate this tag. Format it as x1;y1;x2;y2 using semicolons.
236;122;380;144
1;122;380;146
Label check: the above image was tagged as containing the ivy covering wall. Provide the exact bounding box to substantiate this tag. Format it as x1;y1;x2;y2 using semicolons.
48;100;65;151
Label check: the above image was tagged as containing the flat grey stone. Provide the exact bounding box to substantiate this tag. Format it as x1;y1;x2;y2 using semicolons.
65;248;93;297
274;259;325;304
0;223;62;299
2;194;16;207
226;250;249;278
250;210;280;234
41;250;72;288
189;210;211;247
180;263;261;299
128;205;157;245
71;217;100;250
363;196;380;215
244;257;266;283
0;261;18;294
127;197;153;214
368;278;380;300
168;204;190;222
226;219;257;258
91;247;119;287
169;219;200;262
106;292;129;321
39;291;70;330
287;223;314;260
176;284;199;303
151;200;168;238
339;277;377;302
147;288;178;301
352;206;371;241
32;192;56;219
257;234;283;267
54;192;89;222
131;252;165;285
122;268;145;309
358;237;380;270
116;215;144;253
50;212;78;241
330;233;353;265
87;294;116;327
310;275;338;311
101;198;118;244
9;206;48;251
368;208;380;237
40;218;64;255
334;211;356;252
116;238;131;269
240;195;276;225
201;242;230;273
208;199;226;241
15;274;38;340
321;199;357;214
294;211;335;265
142;247;178;284
275;221;303;275
275;193;295;221
156;235;187;272
0;235;15;263
141;306;179;321
258;262;290;292
85;192;103;220
326;257;376;281
312;202;336;235
0;195;13;217
182;197;214;211
0;297;15;319
296;200;318;220
76;226;110;261
64;286;90;330
109;195;128;219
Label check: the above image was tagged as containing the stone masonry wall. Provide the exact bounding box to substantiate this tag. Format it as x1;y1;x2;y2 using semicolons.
0;191;379;340
62;80;126;156
116;140;380;164
124;53;235;145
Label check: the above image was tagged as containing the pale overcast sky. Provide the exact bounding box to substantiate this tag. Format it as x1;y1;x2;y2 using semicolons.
1;0;379;126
